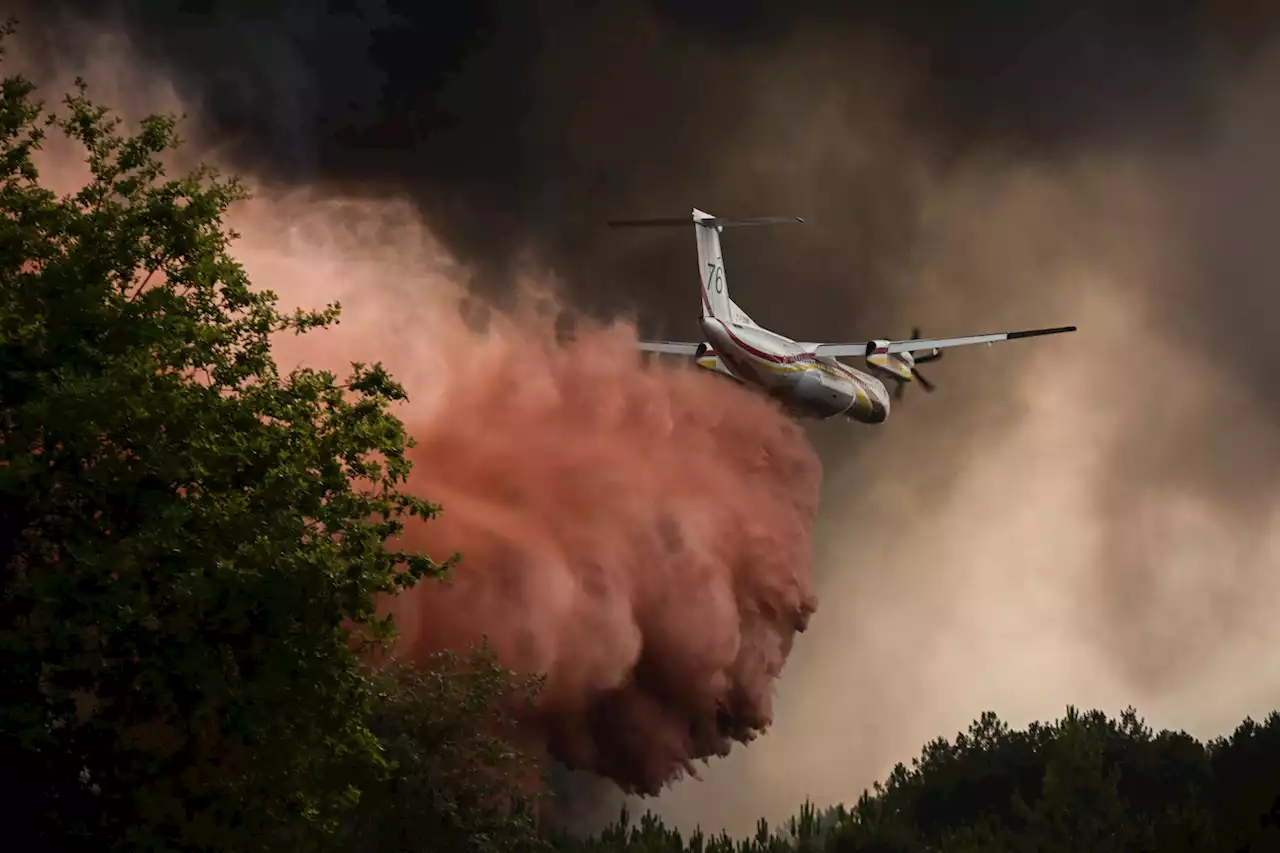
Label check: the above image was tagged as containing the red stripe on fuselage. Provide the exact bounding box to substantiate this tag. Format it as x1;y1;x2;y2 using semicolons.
708;319;884;400
710;318;813;365
706;320;887;418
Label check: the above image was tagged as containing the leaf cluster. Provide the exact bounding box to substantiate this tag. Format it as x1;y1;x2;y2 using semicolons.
0;19;452;850
340;646;551;853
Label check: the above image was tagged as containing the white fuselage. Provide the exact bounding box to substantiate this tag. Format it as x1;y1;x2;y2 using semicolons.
697;315;891;423
621;207;1074;423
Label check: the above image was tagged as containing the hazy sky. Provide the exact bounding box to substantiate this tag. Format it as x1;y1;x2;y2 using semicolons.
11;0;1280;836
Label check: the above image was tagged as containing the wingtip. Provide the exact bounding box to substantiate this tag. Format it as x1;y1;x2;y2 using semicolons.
1007;325;1078;340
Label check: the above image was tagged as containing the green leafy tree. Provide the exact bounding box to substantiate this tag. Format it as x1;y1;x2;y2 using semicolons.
340;646;550;853
0;21;451;850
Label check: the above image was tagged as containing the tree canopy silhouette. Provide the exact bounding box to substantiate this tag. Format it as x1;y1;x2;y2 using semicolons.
556;706;1280;853
0;18;466;850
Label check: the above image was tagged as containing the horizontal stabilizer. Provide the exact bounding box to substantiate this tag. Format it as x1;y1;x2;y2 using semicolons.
702;215;804;227
638;340;702;355
814;325;1077;358
607;217;694;228
608;208;803;229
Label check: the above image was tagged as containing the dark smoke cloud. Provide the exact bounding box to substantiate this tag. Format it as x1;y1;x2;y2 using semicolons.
18;1;1276;301
11;0;1280;836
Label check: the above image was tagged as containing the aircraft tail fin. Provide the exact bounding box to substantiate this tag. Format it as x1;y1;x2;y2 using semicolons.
607;208;803;322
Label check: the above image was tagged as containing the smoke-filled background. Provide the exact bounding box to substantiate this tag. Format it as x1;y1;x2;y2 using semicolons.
10;0;1280;836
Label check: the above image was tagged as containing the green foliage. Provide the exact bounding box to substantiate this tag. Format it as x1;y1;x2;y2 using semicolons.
561;708;1280;853
340;646;550;853
0;19;454;851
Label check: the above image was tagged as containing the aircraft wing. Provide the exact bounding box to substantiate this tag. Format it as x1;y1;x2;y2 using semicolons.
638;340;702;355
813;325;1076;358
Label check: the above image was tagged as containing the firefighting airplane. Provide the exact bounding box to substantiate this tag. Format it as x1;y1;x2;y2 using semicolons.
608;208;1076;424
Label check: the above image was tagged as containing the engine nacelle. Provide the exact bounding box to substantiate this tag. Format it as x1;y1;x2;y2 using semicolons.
693;342;743;382
791;368;857;419
864;338;913;382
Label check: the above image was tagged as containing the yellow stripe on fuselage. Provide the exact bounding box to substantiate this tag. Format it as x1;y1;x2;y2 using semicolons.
745;353;854;382
713;347;876;411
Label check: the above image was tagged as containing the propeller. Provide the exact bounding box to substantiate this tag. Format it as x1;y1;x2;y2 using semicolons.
895;327;940;400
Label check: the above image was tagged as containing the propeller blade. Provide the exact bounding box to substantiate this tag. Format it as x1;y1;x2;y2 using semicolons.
912;367;935;392
894;380;906;401
909;327;944;363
